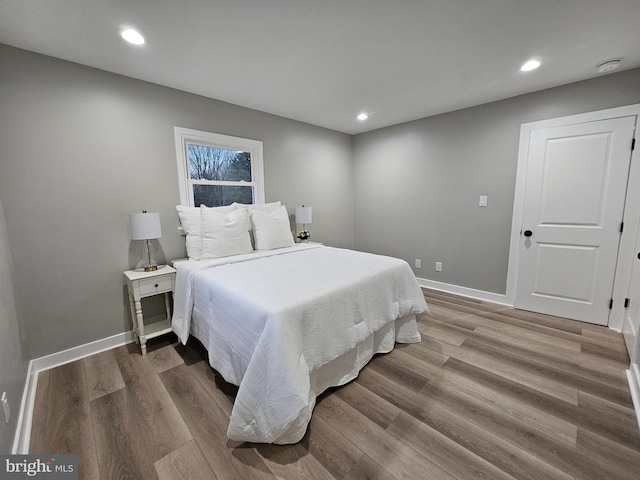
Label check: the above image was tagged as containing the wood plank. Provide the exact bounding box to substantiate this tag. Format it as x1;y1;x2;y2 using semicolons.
147;343;186;374
91;388;159;480
421;303;479;329
305;411;364;478
428;337;579;405
113;344;193;460
581;337;631;364
478;307;585;334
443;356;638;449
83;349;125;401
159;364;276;480
466;315;583;352
461;337;631;407
31;369;50;424
581;325;628;343
314;393;458;480
579;351;632;390
471;318;582;353
45;360;100;480
424;290;507;313
577;428;640;480
378;347;445;385
577;391;640;450
332;379;401;429
340;453;395;480
29;369;49;454
367;353;430;393
446;313;629;396
154;440;219;480
254;442;336;480
417;320;467;346
178;337;211;366
399;340;449;367
357;367;574;480
387;411;519;480
471;325;581;373
389;347;578;446
418;376;625;480
188;359;237;418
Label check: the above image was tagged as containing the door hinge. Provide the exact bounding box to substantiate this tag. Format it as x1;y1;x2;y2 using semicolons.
620;222;624;233
624;298;630;308
632;138;636;151
609;299;614;309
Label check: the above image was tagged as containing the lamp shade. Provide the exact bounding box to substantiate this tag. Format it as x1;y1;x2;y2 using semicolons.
130;212;162;240
295;206;312;225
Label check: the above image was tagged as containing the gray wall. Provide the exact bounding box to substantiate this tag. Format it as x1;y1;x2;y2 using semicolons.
0;195;28;453
0;44;353;359
353;67;640;294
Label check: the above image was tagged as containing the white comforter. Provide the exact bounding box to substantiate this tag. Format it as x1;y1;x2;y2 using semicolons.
172;244;428;443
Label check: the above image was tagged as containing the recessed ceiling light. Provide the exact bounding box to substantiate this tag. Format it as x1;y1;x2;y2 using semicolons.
357;113;368;121
520;59;541;72
596;59;621;73
121;28;145;45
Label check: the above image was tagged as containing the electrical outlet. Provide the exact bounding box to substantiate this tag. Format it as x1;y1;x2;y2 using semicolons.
435;261;443;272
1;392;9;424
479;195;488;207
415;259;421;268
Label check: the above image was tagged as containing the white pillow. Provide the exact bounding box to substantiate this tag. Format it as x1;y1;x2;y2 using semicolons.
232;202;282;247
251;205;295;251
232;201;281;212
200;206;253;259
176;204;235;260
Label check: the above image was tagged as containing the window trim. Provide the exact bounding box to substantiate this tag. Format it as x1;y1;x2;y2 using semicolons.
174;126;265;207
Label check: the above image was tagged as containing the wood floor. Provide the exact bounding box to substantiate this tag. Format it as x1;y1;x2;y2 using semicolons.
30;289;640;479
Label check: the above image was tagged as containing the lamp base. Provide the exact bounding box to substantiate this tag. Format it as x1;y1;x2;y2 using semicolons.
144;265;158;272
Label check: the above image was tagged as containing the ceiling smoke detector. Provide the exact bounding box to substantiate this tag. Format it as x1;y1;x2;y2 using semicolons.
596;60;621;73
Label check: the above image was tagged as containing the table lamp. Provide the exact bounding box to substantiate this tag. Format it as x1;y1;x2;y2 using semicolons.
130;210;162;271
295;205;312;242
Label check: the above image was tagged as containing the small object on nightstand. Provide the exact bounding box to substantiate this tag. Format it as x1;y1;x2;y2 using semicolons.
124;265;176;355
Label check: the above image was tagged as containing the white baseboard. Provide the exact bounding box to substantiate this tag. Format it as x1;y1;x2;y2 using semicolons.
627;364;640;432
11;361;37;454
12;330;136;454
29;330;136;373
417;277;512;306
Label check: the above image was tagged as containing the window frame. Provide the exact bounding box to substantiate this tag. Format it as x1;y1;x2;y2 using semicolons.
174;126;265;207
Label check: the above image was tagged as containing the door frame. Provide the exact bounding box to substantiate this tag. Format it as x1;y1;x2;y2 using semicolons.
505;103;640;330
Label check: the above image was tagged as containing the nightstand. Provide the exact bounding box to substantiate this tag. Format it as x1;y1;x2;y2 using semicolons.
124;265;176;355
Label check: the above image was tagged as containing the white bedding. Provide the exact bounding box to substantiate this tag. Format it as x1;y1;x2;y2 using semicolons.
172;244;428;443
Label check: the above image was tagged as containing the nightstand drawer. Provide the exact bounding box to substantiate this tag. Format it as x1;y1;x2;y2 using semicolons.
138;275;173;295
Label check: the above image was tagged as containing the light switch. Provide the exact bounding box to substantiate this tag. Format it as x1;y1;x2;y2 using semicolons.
479;195;488;207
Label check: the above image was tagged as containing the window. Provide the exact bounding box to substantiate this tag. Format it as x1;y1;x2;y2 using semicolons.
174;127;265;207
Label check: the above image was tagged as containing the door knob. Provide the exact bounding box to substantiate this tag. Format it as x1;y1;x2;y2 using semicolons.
524;230;533;237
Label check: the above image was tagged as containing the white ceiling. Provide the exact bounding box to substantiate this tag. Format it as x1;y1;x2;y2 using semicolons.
1;0;639;134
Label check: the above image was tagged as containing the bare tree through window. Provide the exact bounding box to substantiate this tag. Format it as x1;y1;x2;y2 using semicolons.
174;127;265;207
187;145;253;206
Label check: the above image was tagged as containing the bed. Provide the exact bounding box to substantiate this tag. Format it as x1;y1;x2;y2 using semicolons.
171;203;429;444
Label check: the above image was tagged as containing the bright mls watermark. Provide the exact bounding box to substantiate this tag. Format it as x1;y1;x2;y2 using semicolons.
1;455;77;479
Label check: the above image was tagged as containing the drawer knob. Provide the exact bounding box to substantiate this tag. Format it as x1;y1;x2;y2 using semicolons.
155;283;159;288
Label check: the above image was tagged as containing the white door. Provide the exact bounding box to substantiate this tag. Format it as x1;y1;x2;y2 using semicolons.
623;228;640;354
515;116;636;325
